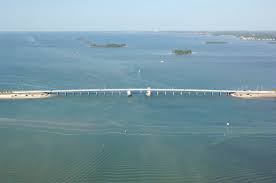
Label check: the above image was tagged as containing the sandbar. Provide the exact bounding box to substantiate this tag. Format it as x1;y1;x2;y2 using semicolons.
231;92;276;98
0;92;55;99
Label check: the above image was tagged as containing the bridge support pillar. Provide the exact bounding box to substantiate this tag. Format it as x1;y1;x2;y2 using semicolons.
127;90;132;97
145;87;152;97
146;89;151;97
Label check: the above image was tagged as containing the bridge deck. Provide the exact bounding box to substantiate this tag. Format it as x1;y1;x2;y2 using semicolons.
9;88;274;95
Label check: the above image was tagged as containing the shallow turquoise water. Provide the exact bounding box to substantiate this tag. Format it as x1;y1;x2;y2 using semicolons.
0;32;276;183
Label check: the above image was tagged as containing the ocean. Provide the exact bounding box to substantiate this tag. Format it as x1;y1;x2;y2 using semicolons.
0;31;276;183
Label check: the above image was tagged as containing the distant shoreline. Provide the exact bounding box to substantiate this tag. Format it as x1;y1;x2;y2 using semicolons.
0;92;55;99
231;92;276;98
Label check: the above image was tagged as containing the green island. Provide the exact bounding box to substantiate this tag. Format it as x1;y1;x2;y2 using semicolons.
205;41;228;44
173;49;192;55
210;31;276;41
90;43;127;48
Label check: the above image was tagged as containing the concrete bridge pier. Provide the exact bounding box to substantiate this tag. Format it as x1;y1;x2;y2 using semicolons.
127;90;132;97
146;88;151;97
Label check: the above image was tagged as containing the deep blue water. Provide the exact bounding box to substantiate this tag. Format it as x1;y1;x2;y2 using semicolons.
0;32;276;183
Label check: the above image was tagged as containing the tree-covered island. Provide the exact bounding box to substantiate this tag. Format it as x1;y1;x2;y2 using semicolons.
205;41;228;44
90;43;127;48
173;49;192;55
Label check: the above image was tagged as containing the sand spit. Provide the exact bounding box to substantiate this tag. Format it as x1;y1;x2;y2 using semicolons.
231;91;276;99
0;92;55;99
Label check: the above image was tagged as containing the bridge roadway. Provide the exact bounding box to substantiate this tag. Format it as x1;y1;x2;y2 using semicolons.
10;88;274;96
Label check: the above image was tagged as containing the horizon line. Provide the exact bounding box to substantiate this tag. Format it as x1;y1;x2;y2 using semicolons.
1;30;276;33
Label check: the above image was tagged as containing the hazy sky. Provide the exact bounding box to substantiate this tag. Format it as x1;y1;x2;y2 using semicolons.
1;0;275;31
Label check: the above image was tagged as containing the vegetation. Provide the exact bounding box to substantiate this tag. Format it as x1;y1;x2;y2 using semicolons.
209;31;276;41
173;49;192;55
90;43;126;48
205;41;228;44
77;37;127;48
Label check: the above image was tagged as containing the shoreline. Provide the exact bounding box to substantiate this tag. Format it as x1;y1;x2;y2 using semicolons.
0;92;55;99
230;92;276;98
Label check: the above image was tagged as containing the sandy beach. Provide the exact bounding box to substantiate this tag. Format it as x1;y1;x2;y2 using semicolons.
0;92;55;99
231;91;276;98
